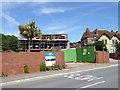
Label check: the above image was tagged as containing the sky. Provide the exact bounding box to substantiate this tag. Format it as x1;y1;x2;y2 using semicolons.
1;2;118;42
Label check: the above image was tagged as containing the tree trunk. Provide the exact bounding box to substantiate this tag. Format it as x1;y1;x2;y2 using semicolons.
28;39;31;52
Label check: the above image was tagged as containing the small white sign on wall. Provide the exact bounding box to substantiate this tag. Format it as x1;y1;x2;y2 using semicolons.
45;52;56;66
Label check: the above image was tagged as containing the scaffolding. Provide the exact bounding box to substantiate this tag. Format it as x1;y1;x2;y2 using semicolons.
20;34;68;51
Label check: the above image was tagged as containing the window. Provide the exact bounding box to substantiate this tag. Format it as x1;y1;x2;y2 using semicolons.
112;40;117;44
102;40;107;44
105;40;107;44
87;40;90;44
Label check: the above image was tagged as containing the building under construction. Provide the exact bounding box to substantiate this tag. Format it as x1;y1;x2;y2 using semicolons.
19;34;70;51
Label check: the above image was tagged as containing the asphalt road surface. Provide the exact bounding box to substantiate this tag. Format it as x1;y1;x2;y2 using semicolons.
2;65;118;89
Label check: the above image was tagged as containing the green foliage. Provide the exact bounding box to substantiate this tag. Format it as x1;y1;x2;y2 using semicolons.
46;66;50;71
49;49;53;51
18;21;42;52
70;41;81;45
115;42;120;52
40;63;46;71
40;63;65;71
92;41;107;51
56;65;62;70
0;45;3;52
62;65;66;69
52;65;62;70
1;33;21;52
51;66;55;70
24;64;29;73
0;50;3;52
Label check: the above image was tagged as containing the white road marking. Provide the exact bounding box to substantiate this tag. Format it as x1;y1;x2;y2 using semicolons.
81;80;106;88
87;77;103;82
80;75;93;80
76;74;81;76
65;74;103;82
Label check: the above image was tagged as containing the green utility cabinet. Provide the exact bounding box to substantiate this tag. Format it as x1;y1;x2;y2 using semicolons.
76;46;96;63
62;49;77;62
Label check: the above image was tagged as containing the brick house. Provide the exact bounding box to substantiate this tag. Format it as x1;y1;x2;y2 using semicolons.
81;28;120;53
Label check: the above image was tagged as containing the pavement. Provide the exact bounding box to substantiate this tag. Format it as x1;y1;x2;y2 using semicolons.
1;58;119;86
3;65;118;88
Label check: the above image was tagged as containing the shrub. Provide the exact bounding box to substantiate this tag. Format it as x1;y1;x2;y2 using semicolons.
62;65;66;69
24;64;29;73
46;66;50;71
92;41;107;51
52;66;55;70
40;63;65;71
56;65;62;70
0;49;3;52
115;42;120;52
53;65;62;70
14;49;20;52
49;49;53;51
40;63;46;71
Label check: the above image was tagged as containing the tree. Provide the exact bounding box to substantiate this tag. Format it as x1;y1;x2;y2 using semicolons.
92;41;107;51
18;21;42;52
1;33;20;52
115;42;120;52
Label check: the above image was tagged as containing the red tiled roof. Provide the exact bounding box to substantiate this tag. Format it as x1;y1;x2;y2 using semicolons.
81;28;120;40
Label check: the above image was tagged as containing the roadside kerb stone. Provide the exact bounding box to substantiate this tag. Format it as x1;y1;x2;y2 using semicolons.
1;64;118;86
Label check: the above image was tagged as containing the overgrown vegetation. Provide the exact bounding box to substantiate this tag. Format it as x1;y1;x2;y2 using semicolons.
40;63;47;71
40;63;66;71
92;41;107;51
115;42;120;52
52;65;62;70
1;33;22;52
85;41;107;51
24;64;29;73
70;41;81;47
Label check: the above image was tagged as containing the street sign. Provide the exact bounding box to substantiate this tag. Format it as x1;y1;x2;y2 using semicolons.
45;52;56;66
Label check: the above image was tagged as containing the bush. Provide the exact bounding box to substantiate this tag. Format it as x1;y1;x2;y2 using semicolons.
24;64;29;73
62;65;66;69
14;49;20;52
116;42;120;52
40;63;46;71
56;65;62;70
46;66;50;71
0;49;3;52
49;49;53;51
52;65;62;70
40;63;65;71
92;41;107;51
52;66;55;70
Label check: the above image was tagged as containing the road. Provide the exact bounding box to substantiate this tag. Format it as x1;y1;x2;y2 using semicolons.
2;65;118;89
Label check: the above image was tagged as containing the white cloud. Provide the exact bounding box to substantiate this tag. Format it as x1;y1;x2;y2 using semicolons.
2;2;24;10
2;13;20;25
39;8;67;14
56;27;78;34
36;7;74;14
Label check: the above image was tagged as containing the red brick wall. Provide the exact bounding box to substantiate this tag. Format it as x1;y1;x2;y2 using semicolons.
96;51;109;63
114;52;120;60
110;52;120;60
1;51;64;76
